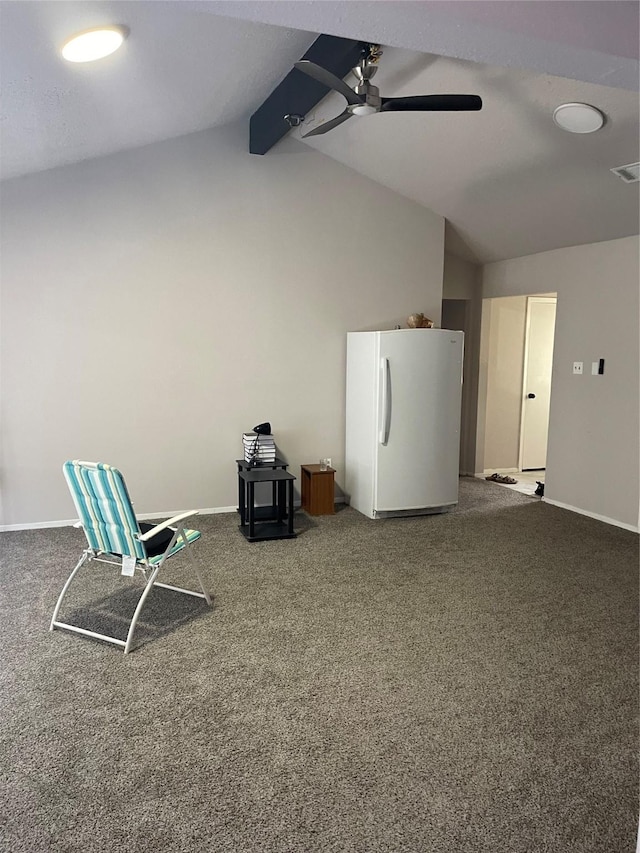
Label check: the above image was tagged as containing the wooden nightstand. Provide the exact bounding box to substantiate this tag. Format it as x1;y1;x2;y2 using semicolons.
300;465;335;515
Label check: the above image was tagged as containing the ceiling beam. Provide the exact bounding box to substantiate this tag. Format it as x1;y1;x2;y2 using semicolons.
249;34;365;155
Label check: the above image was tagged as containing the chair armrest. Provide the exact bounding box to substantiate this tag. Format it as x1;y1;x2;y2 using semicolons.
138;511;199;542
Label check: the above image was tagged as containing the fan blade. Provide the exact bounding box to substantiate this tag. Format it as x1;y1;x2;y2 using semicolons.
302;110;353;138
294;60;363;106
381;94;482;112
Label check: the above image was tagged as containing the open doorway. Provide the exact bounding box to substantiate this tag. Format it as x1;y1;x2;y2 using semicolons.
476;293;557;496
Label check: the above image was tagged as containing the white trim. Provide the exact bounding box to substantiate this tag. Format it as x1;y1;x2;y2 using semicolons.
480;468;519;476
137;507;237;520
0;518;79;531
0;498;346;532
0;506;237;532
543;498;639;533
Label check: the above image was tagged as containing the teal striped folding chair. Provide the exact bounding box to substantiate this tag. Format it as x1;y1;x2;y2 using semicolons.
51;461;212;654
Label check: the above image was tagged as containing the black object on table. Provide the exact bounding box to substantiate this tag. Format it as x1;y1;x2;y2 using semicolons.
236;457;288;523
238;468;297;542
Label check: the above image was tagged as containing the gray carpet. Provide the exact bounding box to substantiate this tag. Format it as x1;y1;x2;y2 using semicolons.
1;478;637;853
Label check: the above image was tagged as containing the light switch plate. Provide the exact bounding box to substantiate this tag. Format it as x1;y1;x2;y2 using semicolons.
592;362;599;375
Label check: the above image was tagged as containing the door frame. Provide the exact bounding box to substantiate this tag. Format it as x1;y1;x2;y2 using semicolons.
518;296;557;471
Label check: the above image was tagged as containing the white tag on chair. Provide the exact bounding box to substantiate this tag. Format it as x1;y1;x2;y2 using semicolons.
121;555;136;577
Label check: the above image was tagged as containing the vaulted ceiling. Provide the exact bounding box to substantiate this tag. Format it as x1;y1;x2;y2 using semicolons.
1;1;638;263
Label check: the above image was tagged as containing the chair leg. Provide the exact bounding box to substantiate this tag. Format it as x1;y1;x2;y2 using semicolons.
50;551;90;631
123;564;162;654
181;530;212;606
124;530;211;654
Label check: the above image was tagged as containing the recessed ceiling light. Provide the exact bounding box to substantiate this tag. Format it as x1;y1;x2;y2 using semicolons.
553;103;605;134
61;26;127;63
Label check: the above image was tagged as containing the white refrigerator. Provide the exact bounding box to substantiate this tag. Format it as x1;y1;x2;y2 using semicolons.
345;329;464;519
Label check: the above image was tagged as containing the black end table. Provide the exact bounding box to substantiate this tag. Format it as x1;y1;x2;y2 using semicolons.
238;468;296;542
236;457;288;523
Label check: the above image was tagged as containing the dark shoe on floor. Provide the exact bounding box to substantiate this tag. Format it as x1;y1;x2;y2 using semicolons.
486;473;518;484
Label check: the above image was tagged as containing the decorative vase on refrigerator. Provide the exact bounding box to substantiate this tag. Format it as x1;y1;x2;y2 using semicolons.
345;329;464;519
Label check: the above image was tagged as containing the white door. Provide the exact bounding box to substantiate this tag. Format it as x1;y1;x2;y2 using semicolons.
375;330;463;511
520;297;556;470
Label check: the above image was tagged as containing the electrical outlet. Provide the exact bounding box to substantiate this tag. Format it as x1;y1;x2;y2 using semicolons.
326;458;332;469
573;362;583;375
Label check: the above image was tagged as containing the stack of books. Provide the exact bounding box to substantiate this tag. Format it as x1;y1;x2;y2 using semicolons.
243;431;276;464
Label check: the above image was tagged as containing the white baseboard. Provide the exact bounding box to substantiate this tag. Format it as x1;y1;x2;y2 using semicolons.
0;506;238;532
0;518;79;532
0;498;347;532
543;498;639;534
138;507;238;520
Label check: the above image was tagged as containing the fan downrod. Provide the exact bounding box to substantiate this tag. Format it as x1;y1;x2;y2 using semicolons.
352;44;383;84
350;45;383;114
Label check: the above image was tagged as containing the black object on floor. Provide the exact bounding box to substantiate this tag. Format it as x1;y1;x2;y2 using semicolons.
535;481;545;496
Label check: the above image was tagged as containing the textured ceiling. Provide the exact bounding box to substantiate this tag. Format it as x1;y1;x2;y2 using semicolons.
293;46;640;262
207;0;640;90
0;1;314;180
1;0;638;263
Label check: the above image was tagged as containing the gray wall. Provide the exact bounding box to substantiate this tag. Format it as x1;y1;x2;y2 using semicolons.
483;236;639;530
0;124;445;526
442;252;479;301
442;252;482;475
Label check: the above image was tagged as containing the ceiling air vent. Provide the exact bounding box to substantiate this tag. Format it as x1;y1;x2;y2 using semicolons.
610;162;640;183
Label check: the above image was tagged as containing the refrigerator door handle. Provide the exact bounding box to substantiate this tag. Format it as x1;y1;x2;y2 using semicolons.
379;357;391;446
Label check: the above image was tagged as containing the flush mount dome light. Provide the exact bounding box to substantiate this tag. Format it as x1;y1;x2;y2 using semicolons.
61;26;127;63
351;104;378;116
553;103;605;134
